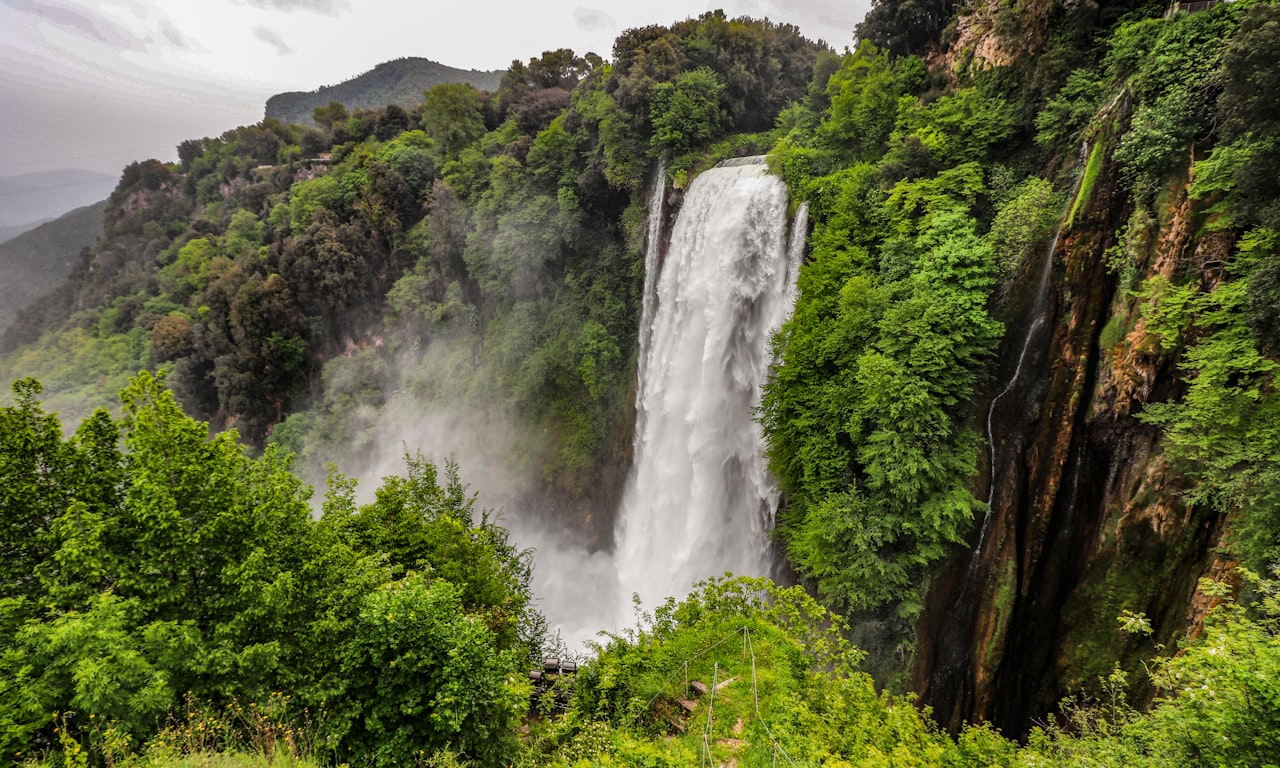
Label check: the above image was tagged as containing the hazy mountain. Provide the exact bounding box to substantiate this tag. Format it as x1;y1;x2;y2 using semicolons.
265;57;504;126
0;220;51;245
0;199;105;329
0;170;117;231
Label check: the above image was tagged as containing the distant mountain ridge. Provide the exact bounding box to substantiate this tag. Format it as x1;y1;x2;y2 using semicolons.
0;200;105;329
0;169;116;230
0;220;51;245
265;57;504;126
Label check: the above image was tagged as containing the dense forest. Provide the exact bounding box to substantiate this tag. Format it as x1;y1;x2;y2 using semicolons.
4;0;1280;765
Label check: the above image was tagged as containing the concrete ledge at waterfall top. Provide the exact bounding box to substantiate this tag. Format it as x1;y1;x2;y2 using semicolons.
714;156;768;168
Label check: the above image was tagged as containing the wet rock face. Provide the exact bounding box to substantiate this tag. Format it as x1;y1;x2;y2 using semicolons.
914;127;1231;735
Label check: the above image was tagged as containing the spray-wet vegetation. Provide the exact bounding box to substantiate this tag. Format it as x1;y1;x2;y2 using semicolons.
5;0;1280;765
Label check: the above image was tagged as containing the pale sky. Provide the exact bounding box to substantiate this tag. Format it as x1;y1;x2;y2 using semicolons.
0;0;870;177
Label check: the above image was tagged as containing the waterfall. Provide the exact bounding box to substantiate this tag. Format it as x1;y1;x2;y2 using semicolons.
968;224;1060;568
635;158;667;419
983;226;1060;508
613;157;796;618
974;141;1090;559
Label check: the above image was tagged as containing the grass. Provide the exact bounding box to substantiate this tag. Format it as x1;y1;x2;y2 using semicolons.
1067;139;1106;230
115;751;322;768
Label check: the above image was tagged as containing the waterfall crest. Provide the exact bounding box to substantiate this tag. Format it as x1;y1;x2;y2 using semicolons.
614;159;796;618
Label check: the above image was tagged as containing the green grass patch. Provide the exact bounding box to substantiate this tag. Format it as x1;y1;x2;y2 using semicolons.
1067;139;1106;230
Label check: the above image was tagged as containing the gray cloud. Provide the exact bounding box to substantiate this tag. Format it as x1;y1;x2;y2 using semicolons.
253;25;294;55
573;6;614;32
0;0;147;50
157;18;200;51
243;0;350;15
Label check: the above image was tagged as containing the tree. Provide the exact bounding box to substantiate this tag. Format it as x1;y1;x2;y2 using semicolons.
331;575;524;767
649;67;725;155
0;379;68;606
313;100;349;132
857;0;958;57
420;83;487;161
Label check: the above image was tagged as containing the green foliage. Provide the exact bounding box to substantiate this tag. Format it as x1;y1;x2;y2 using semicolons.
1140;229;1280;573
11;6;1280;767
1134;275;1197;352
312;101;349;132
1214;1;1280;230
0;375;541;767
1108;5;1241;188
0;379;66;606
287;175;344;232
988;176;1063;280
886;87;1017;173
18;572;1280;768
649;67;725;155
333;576;523;767
420;83;488;163
521;573;1280;767
764;55;1017;624
762;205;1001;616
1035;68;1104;152
857;0;958;57
527;577;1029;767
598;12;821;188
1135;570;1280;765
817;43;917;164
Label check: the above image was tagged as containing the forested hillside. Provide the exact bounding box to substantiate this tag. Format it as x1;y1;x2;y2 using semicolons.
0;200;105;329
0;13;822;533
264;57;504;127
5;0;1280;765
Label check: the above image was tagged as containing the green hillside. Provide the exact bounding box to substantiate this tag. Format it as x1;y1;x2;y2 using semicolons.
0;200;105;328
265;57;504;126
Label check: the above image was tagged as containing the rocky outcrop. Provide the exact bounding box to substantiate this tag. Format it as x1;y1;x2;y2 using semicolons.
915;108;1232;735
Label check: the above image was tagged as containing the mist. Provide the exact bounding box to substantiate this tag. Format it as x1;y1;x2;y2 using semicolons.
288;331;629;651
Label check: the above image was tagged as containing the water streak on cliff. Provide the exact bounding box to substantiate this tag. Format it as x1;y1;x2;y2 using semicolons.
970;223;1067;575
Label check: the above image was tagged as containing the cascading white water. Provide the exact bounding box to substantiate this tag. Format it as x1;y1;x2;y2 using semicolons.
613;157;797;620
635;157;667;420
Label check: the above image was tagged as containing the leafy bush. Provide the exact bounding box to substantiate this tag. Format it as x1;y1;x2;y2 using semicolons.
0;375;540;767
988;176;1063;280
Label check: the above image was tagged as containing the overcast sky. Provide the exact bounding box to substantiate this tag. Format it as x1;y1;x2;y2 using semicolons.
0;0;871;178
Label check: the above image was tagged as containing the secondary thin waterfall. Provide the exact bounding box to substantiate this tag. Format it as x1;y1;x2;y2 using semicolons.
973;141;1089;562
613;157;798;619
635;156;667;420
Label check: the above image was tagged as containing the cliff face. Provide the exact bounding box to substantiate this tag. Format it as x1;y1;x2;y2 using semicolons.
915;92;1233;734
